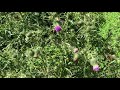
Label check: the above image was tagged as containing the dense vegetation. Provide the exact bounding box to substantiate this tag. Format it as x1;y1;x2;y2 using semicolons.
0;12;120;78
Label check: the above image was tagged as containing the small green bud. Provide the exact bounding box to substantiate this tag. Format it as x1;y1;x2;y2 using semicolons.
33;49;40;58
73;53;79;62
89;58;97;66
26;32;33;37
29;50;34;57
25;37;29;42
36;49;40;55
77;21;84;25
33;53;38;58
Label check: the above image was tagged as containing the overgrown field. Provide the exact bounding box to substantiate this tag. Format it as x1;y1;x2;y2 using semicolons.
0;12;120;78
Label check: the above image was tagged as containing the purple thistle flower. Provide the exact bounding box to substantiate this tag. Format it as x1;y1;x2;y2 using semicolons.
54;25;62;32
93;64;100;72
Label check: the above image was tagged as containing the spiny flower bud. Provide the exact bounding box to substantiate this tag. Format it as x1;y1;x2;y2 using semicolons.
26;32;33;37
73;53;79;62
33;53;38;58
33;49;40;58
77;20;84;25
89;58;97;66
13;54;17;58
29;50;34;57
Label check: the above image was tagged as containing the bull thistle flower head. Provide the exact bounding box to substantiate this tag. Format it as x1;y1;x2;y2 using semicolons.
89;58;100;72
54;25;62;32
93;64;100;72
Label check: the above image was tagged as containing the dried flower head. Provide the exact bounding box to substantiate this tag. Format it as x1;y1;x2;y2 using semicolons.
73;48;79;53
